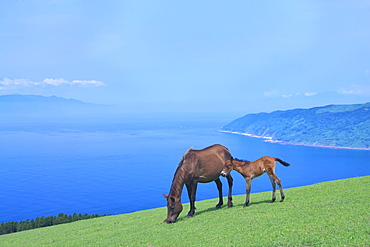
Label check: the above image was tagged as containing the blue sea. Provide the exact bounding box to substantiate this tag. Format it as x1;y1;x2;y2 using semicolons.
1;113;369;223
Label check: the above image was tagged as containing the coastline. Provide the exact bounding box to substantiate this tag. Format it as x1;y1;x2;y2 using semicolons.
219;130;370;151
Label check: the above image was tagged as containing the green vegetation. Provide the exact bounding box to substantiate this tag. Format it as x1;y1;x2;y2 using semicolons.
0;213;107;235
1;176;369;246
221;102;370;149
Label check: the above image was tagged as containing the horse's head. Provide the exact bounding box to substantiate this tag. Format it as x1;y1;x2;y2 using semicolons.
220;159;234;177
163;194;183;223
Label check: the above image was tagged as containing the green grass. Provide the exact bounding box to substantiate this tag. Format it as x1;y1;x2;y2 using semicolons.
1;176;369;246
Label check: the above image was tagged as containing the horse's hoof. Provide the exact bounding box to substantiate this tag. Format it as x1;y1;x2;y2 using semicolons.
215;205;222;209
280;199;284;202
228;203;233;208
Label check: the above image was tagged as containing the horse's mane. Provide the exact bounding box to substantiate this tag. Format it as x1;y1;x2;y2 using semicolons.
168;163;185;197
169;147;193;196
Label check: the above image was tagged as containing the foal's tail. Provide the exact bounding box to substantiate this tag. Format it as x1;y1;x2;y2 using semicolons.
275;158;290;167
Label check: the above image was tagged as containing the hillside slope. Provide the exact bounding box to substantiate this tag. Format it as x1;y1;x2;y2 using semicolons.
1;176;369;246
221;102;370;149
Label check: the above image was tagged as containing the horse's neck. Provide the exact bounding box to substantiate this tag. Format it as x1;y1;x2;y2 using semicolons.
169;166;186;198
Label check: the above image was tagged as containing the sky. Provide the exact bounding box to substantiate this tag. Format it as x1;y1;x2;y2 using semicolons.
1;0;369;114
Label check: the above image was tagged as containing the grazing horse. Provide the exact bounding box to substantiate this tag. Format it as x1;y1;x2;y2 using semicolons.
221;156;290;207
163;144;234;223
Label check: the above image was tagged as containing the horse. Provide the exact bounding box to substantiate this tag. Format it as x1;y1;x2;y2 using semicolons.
220;156;290;207
163;144;234;223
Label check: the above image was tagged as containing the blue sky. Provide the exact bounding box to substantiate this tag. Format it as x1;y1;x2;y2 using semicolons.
1;0;369;114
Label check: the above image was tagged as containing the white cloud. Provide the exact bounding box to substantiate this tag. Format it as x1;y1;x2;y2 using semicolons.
282;94;293;98
304;92;317;96
42;78;70;86
71;80;105;86
0;78;35;86
0;77;105;88
338;84;370;95
265;90;318;98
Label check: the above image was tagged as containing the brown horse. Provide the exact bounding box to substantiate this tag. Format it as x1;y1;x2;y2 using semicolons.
163;144;234;223
221;156;290;207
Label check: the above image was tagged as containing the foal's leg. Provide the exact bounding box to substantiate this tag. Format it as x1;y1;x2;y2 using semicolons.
186;182;198;217
226;174;233;207
244;177;252;207
269;173;285;202
276;176;285;202
214;178;223;209
268;175;277;203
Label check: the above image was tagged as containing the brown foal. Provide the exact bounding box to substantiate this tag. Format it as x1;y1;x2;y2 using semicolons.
221;156;290;207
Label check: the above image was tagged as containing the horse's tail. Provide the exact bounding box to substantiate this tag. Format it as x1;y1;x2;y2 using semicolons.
275;158;290;167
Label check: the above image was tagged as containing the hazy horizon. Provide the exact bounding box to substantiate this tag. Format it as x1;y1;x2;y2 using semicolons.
2;94;369;118
1;1;369;114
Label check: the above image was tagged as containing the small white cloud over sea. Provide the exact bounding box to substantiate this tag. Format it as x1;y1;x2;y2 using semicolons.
0;77;105;89
338;84;370;95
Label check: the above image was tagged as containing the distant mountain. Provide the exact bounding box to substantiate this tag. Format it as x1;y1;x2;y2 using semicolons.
0;95;114;121
221;102;370;150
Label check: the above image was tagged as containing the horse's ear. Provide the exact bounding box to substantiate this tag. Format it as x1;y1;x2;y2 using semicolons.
163;194;168;198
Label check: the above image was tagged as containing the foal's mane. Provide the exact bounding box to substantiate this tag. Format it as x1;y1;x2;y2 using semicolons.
233;158;249;163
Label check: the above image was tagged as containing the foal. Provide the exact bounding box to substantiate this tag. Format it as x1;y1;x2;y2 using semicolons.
221;156;290;207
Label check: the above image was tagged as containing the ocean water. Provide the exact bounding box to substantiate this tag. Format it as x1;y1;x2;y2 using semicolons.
1;113;369;223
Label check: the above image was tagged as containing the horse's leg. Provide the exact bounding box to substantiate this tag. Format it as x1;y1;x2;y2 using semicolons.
244;177;252;207
214;178;223;209
185;183;192;204
226;174;233;207
268;175;277;203
186;181;198;217
185;183;194;216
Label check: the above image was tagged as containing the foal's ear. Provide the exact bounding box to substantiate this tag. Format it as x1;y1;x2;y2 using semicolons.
163;194;169;198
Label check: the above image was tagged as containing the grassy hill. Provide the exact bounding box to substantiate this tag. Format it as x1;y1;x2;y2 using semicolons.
221;102;370;149
1;176;369;246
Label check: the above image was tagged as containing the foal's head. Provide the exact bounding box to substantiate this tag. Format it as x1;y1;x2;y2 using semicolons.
163;194;183;223
220;159;234;177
